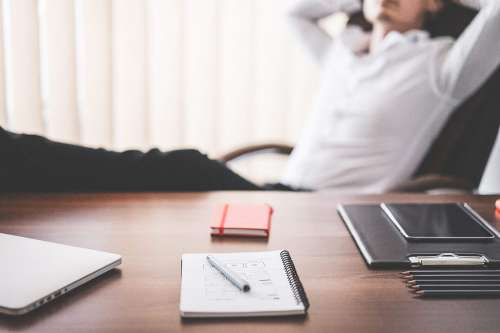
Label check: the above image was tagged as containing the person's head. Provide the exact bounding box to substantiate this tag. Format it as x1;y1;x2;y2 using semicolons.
363;0;448;33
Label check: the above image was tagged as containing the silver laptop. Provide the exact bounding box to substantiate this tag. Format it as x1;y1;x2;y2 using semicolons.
0;233;122;315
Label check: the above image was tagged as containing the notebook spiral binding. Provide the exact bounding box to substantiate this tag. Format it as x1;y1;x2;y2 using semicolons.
280;250;310;311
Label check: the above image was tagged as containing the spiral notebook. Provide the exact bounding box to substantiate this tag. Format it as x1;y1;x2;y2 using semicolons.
180;250;309;318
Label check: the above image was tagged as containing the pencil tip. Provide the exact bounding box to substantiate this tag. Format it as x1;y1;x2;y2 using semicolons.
407;280;416;285
409;285;418;290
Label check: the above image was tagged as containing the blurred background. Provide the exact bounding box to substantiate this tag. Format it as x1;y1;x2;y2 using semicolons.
0;0;498;192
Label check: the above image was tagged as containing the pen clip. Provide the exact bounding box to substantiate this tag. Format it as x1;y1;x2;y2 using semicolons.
408;253;489;268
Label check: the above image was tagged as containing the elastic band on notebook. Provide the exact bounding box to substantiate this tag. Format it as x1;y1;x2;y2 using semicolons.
219;204;229;236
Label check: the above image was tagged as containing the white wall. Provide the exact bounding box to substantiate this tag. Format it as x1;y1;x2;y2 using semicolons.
479;129;500;194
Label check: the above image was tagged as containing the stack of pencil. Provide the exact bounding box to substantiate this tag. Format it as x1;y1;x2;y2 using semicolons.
401;270;500;298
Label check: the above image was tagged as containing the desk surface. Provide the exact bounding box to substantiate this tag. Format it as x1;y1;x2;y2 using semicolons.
0;192;499;333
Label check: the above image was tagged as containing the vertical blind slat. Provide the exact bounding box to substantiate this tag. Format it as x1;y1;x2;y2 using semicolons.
0;0;6;126
112;0;148;150
217;0;254;155
40;0;79;143
76;0;113;148
183;0;218;153
4;0;44;134
149;0;184;150
214;0;255;178
253;0;291;142
251;0;292;180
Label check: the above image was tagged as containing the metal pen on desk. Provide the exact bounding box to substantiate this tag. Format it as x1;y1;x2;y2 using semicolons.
206;255;251;292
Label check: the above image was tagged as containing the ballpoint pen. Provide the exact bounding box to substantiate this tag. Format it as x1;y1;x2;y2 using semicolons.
207;255;251;292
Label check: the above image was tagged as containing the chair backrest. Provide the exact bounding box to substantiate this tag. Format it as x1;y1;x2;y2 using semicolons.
416;62;500;187
348;4;500;188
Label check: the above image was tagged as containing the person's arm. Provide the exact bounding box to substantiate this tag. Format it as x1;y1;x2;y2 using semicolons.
436;0;500;101
287;0;361;63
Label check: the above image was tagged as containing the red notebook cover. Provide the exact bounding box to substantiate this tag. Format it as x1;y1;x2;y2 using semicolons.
210;204;273;237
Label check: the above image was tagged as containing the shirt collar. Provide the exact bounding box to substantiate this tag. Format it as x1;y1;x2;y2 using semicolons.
375;29;430;52
340;26;430;55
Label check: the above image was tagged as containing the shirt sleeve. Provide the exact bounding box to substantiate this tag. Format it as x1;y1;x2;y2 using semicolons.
287;0;361;63
436;0;500;100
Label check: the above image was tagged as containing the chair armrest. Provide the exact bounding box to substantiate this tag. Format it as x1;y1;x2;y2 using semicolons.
389;174;474;193
218;144;294;163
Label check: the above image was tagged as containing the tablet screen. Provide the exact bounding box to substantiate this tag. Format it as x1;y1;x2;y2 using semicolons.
381;203;494;240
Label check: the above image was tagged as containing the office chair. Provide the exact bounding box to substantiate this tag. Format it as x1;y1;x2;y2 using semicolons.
219;3;500;193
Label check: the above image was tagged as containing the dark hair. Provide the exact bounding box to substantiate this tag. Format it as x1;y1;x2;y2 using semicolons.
425;1;477;38
423;0;453;33
349;1;477;39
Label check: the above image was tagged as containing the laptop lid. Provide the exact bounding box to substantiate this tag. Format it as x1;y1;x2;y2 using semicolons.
0;233;121;315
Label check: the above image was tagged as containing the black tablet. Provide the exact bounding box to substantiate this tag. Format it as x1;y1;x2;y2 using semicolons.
381;203;496;241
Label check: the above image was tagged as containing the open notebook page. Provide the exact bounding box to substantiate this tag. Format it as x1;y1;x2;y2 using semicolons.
180;250;306;317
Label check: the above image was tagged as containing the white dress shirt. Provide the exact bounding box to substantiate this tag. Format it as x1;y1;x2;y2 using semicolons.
281;0;500;192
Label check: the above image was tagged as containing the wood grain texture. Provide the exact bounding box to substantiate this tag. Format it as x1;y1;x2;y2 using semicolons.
0;192;499;332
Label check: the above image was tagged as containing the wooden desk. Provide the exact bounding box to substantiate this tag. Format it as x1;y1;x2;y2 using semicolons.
0;192;499;332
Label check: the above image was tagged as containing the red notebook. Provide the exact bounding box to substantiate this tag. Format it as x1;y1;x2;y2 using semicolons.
210;204;273;237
